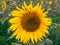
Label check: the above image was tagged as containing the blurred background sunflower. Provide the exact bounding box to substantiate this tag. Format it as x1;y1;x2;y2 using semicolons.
0;0;60;45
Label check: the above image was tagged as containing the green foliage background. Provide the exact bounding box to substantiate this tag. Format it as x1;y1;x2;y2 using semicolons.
0;0;60;45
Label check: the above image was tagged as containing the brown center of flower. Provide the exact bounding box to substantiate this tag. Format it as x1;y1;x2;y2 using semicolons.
27;18;37;26
21;12;40;32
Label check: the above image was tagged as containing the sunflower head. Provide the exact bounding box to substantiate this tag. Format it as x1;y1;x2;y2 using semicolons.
9;1;52;44
2;0;6;11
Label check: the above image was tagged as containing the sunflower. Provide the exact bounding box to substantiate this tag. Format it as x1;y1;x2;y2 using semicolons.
2;0;6;11
9;1;52;44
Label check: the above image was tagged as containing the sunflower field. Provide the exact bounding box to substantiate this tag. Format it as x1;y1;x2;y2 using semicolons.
0;0;60;45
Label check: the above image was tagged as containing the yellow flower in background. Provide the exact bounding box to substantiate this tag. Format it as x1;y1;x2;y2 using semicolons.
9;1;52;44
2;0;6;11
46;1;52;5
47;7;52;11
48;1;52;5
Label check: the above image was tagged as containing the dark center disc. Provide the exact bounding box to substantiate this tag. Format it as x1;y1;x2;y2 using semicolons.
21;13;40;32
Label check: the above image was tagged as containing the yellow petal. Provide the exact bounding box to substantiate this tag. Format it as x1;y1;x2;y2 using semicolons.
34;3;39;9
11;10;23;17
9;17;21;24
44;11;48;15
12;28;20;36
34;33;38;43
43;29;49;34
41;8;44;12
9;24;19;31
20;33;25;42
30;33;34;44
23;32;30;43
23;1;27;8
16;28;24;41
39;3;43;10
41;18;52;26
22;5;25;10
28;1;33;9
16;5;22;11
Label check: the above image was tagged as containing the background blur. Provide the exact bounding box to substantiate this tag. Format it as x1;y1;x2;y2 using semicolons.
0;0;60;45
